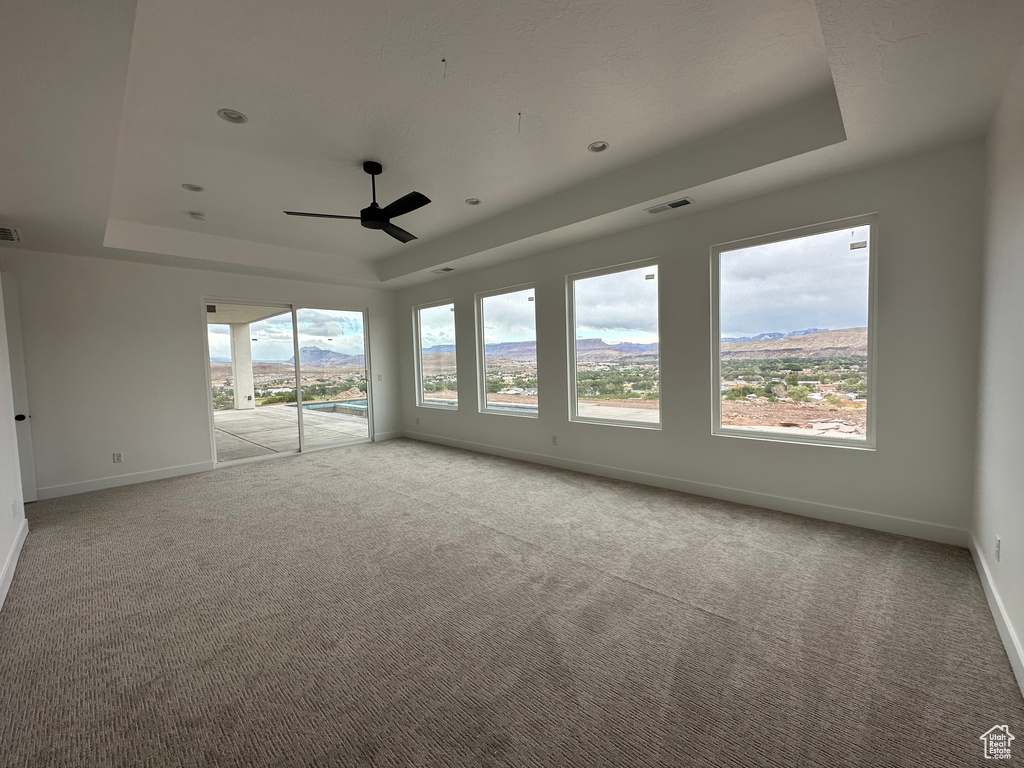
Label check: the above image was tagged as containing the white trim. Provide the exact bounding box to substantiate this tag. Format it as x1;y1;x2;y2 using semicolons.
373;430;403;442
711;213;878;450
566;260;662;428
400;431;968;547
413;299;459;410
475;284;539;418
0;518;29;612
35;461;215;500
970;536;1024;700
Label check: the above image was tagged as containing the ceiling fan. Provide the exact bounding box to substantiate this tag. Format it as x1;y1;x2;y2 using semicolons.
284;161;430;243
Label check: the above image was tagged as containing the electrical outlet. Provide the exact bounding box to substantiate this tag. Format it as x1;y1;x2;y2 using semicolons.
416;417;420;426
112;452;123;464
377;374;383;382
995;536;1001;563
11;500;17;522
552;435;558;446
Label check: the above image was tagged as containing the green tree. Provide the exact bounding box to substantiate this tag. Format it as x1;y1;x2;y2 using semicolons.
788;385;811;403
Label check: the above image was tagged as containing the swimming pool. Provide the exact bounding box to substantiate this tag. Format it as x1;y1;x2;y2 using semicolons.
301;399;368;418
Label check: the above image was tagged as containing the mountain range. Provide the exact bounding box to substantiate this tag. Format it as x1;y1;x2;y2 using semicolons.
422;339;658;362
720;328;829;342
287;346;365;367
720;327;867;359
422;327;866;362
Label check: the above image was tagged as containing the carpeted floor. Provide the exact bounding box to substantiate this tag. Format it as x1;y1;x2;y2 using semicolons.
0;438;1020;767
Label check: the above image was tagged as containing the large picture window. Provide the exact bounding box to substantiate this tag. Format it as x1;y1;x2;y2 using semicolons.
415;301;458;408
477;286;538;416
712;215;875;447
569;263;660;427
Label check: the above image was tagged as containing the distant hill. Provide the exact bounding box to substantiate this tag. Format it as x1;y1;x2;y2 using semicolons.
721;327;867;359
422;339;659;363
721;328;829;342
288;346;365;367
575;339;658;362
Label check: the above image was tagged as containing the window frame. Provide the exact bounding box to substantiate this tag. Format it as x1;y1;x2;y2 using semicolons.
566;259;662;430
413;299;459;410
710;213;878;450
475;283;539;418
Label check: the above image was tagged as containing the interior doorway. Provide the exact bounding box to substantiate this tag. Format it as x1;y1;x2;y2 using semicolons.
204;301;372;464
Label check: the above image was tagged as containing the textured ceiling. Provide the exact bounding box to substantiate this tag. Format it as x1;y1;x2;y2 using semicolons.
3;0;1024;288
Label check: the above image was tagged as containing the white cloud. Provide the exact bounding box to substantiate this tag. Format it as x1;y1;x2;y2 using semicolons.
719;225;870;338
574;265;659;343
418;303;457;347
481;288;536;344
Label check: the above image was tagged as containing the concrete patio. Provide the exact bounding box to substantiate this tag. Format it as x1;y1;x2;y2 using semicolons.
576;401;660;424
213;404;370;462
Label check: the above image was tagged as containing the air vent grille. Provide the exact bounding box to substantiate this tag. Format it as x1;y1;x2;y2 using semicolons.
207;304;217;313
645;197;693;215
0;227;22;242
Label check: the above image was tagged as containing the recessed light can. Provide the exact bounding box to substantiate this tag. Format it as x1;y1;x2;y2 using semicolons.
217;108;248;124
587;141;609;153
181;183;205;192
188;211;207;221
465;198;481;205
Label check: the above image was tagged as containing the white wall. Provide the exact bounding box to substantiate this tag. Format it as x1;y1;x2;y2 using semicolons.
974;43;1024;691
0;250;400;498
397;140;986;546
0;275;28;610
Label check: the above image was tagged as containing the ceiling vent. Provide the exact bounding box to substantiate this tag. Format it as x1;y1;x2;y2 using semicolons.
431;267;455;274
0;226;22;242
645;197;693;215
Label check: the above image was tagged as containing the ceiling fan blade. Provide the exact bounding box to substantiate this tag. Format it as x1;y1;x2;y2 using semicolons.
382;223;417;243
284;211;360;219
381;191;430;219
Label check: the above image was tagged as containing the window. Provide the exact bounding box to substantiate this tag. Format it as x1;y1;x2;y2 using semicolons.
415;301;458;408
477;286;537;416
712;215;875;447
569;263;660;427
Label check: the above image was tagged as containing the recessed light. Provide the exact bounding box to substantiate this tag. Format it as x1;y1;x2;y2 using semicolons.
465;198;481;205
189;211;207;221
216;108;248;124
587;141;609;153
181;183;205;192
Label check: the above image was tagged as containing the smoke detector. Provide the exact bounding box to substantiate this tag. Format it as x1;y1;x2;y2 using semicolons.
645;197;693;215
0;226;22;242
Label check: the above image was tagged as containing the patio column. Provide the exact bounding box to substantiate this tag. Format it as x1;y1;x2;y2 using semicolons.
230;323;256;410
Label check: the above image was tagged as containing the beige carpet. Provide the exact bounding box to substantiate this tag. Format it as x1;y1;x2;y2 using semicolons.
0;438;1020;766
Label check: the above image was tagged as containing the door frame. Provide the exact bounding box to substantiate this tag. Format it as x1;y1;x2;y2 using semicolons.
2;273;36;501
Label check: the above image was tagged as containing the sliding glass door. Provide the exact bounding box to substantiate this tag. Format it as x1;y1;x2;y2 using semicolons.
294;308;371;448
206;302;371;464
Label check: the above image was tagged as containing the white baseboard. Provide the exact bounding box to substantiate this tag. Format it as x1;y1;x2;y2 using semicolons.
373;430;403;442
0;518;29;612
971;536;1024;700
35;461;216;500
400;431;969;547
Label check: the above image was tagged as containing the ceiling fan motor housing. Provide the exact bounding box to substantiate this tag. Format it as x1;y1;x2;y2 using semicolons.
360;203;387;229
